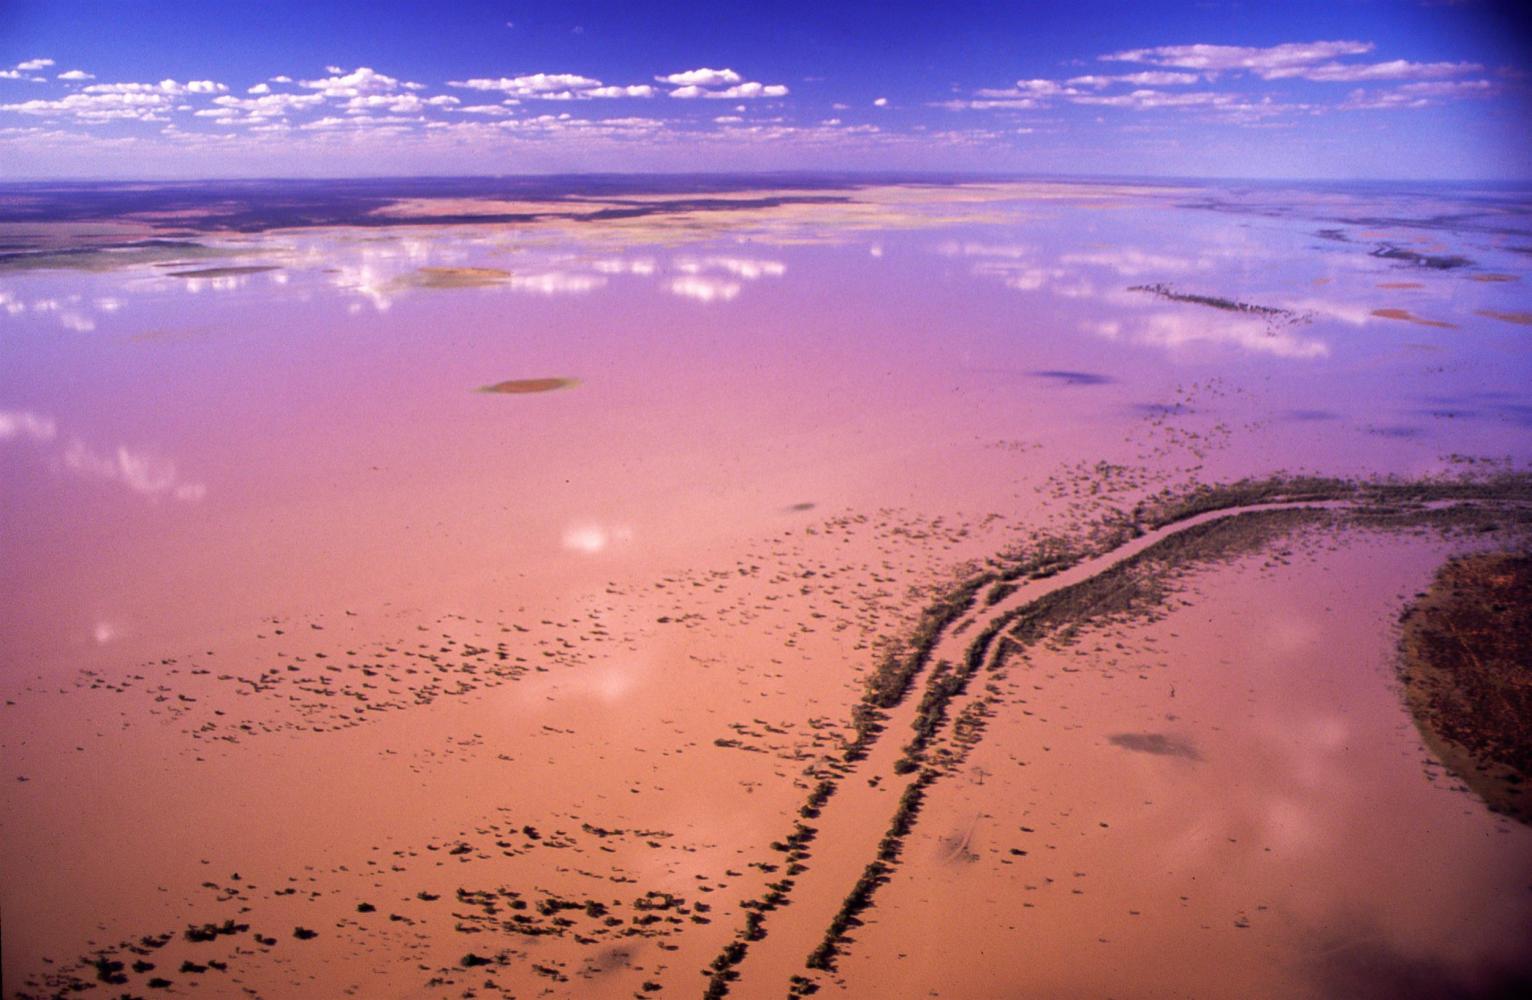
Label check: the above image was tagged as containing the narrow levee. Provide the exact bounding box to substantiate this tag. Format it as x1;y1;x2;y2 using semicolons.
725;498;1360;998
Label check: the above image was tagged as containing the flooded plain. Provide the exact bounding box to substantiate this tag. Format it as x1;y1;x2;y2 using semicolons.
2;178;1531;998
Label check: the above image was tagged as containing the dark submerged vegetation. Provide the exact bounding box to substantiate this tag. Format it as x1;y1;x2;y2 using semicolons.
1398;551;1532;823
1128;282;1291;316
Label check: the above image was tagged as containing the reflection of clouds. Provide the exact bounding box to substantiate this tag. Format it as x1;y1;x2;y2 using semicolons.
510;271;608;295
309;236;451;310
947;236;1333;359
562;522;633;554
998;267;1058;291
179;274;253;293
586;662;640;703
93;234;794;312
949;241;1211;297
4;409;206;501
397;237;433;261
0;409;57;441
523;653;649;708
62;438;207;501
675;256;786;280
1281;297;1375;327
1087;311;1330;359
938;240;1075;295
1;290;125;330
591;256;656;276
937;240;1033;258
1261;795;1319;851
666;255;781;302
1060;248;1210;276
668;274;741;303
990;262;1071;292
336;263;395;311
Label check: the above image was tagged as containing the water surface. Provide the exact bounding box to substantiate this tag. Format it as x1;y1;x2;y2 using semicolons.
2;177;1530;998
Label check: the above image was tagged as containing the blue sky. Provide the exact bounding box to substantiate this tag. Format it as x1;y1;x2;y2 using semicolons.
1;1;1528;180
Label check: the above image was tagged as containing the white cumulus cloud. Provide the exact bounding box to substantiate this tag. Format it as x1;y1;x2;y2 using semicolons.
447;73;649;100
586;84;656;98
1102;40;1374;77
659;67;742;87
300;66;416;98
1269;59;1481;83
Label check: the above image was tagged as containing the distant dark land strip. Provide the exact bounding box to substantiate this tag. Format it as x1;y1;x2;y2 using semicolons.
0;174;970;233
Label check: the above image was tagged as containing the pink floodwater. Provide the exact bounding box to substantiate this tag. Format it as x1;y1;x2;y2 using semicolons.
2;180;1531;998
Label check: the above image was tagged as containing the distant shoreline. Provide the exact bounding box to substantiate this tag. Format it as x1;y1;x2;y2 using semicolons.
2;173;1528;239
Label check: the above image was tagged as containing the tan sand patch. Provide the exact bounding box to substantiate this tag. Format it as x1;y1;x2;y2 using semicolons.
1475;309;1532;326
408;266;512;288
478;377;579;394
1371;308;1457;329
0;219;163;250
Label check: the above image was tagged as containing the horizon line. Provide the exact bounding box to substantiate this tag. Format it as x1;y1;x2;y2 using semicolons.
3;169;1531;187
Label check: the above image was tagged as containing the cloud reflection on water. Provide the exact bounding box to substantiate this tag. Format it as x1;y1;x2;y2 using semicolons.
676;256;786;280
60;438;207;501
2;409;205;501
591;257;657;275
0;409;57;442
510;271;609;295
296;241;786;309
1090;310;1330;359
0;290;123;331
561;522;633;555
944;237;1333;359
668;274;741;302
1060;247;1211;276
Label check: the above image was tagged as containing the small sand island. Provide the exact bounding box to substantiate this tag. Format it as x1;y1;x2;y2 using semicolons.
478;377;579;394
409;266;513;288
166;265;282;279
